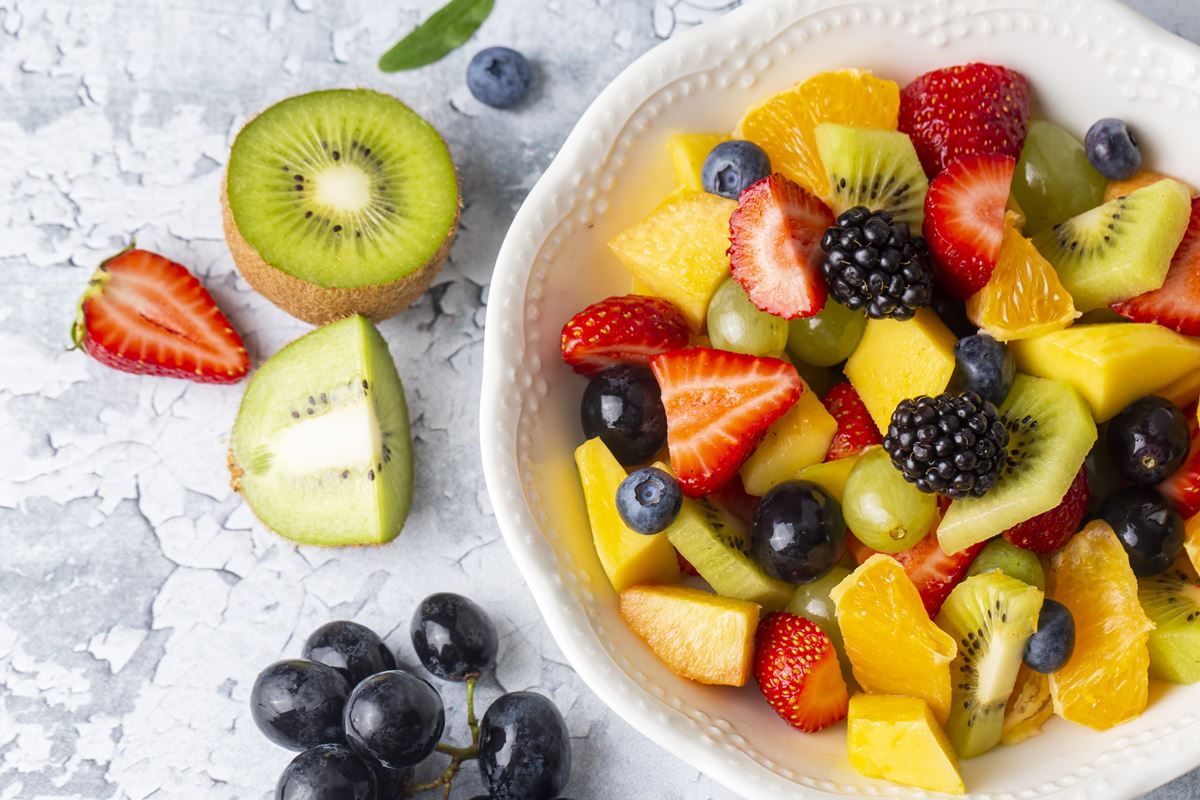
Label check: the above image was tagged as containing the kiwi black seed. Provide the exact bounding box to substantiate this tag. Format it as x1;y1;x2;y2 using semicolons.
814;122;930;230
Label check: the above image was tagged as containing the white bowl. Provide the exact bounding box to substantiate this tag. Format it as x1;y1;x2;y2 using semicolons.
479;1;1200;797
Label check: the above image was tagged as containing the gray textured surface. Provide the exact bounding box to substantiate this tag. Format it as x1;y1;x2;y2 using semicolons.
0;0;1197;798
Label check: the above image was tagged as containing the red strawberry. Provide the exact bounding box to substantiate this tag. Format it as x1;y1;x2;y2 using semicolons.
71;248;248;384
649;348;802;497
754;612;849;733
1112;197;1200;335
729;174;832;320
923;154;1017;299
900;63;1031;177
849;527;984;617
1002;468;1089;554
823;382;882;461
560;294;690;377
676;550;700;577
1159;405;1200;518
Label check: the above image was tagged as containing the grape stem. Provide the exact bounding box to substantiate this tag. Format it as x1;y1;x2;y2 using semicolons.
410;675;481;797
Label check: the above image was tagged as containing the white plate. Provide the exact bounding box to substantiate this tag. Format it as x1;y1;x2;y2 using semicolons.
479;1;1200;797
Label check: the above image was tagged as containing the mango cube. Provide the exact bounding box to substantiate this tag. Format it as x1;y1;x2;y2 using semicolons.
740;380;838;496
847;695;965;795
668;132;728;192
795;453;862;503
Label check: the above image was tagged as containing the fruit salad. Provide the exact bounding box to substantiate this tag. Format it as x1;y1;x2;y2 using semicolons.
561;64;1200;794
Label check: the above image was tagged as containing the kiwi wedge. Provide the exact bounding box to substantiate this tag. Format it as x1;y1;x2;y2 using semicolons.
936;572;1042;758
1138;560;1200;684
814;122;929;229
223;89;460;325
1032;179;1191;312
938;375;1097;555
229;315;413;546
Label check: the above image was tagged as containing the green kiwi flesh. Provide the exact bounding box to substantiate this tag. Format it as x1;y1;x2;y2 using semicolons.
939;375;1097;554
935;572;1042;758
1137;560;1200;684
814;122;929;229
229;315;413;546
1032;179;1191;312
226;89;458;289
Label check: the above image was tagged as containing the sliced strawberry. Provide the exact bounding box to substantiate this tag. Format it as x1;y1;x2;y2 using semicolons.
754;612;848;733
823;382;882;461
560;294;690;377
649;348;802;497
1112;197;1200;335
71;248;248;384
924;154;1016;299
900;63;1031;177
1002;468;1089;554
849;526;983;618
729;174;832;320
1159;405;1200;519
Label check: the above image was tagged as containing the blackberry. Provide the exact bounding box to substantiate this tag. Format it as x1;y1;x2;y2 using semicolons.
819;206;934;320
883;391;1010;499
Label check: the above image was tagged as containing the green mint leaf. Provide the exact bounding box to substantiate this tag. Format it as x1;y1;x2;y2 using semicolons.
378;0;495;72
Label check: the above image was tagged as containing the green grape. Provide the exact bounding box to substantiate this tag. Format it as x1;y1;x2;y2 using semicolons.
1011;119;1107;234
707;277;788;356
786;565;854;685
843;447;938;553
967;538;1045;591
786;299;866;367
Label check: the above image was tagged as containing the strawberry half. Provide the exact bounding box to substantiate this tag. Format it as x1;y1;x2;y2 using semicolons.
1002;467;1089;554
1112;197;1200;335
729;174;832;320
849;525;983;617
924;154;1017;300
823;382;882;461
1159;405;1200;519
900;63;1031;177
560;294;690;377
71;248;248;384
754;612;849;733
649;348;802;497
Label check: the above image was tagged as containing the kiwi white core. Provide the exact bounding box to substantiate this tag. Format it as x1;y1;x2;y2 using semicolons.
314;164;372;212
270;398;381;474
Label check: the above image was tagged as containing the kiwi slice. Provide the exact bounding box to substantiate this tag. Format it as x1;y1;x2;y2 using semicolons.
938;374;1097;555
223;89;460;325
229;315;413;546
935;572;1042;758
814;122;929;229
1032;179;1191;312
1138;560;1200;684
665;495;794;610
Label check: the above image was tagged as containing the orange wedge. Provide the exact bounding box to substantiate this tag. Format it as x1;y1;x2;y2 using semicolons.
1001;665;1053;745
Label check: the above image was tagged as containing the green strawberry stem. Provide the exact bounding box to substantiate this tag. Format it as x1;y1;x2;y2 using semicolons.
411;676;481;797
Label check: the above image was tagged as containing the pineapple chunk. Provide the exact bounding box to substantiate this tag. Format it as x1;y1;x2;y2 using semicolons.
847;695;965;795
608;190;737;330
668;132;727;191
619;584;759;686
844;308;957;432
740;380;838;496
631;277;655;295
1159;368;1200;410
795;454;862;503
574;438;681;592
1009;323;1200;421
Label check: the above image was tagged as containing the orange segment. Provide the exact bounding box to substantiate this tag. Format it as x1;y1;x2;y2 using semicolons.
830;554;957;723
735;70;900;200
1001;665;1053;745
966;211;1080;341
1049;521;1154;730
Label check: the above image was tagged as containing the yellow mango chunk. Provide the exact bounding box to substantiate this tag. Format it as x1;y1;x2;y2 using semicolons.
668;132;727;192
846;695;965;795
1185;512;1200;575
844;308;957;432
574;438;681;592
795;454;861;503
1160;368;1200;410
740;380;838;496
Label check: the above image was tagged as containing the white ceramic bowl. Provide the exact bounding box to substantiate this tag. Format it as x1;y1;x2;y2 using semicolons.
480;1;1200;797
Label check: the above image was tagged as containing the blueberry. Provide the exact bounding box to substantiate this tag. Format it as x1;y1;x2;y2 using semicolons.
251;659;350;751
700;140;771;200
411;593;499;681
750;481;845;584
1101;487;1185;576
580;365;667;466
615;467;682;534
1107;396;1190;485
948;333;1014;405
1084;118;1142;181
275;744;376;800
930;287;975;339
302;621;396;688
344;670;445;769
1023;599;1076;674
467;46;532;109
478;692;571;800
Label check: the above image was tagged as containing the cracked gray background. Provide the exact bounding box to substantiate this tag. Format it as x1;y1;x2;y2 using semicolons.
1;0;1198;798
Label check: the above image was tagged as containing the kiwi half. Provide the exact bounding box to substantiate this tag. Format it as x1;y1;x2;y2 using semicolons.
935;572;1042;758
229;315;413;546
223;89;460;325
938;374;1097;554
814;122;929;229
1138;560;1200;684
